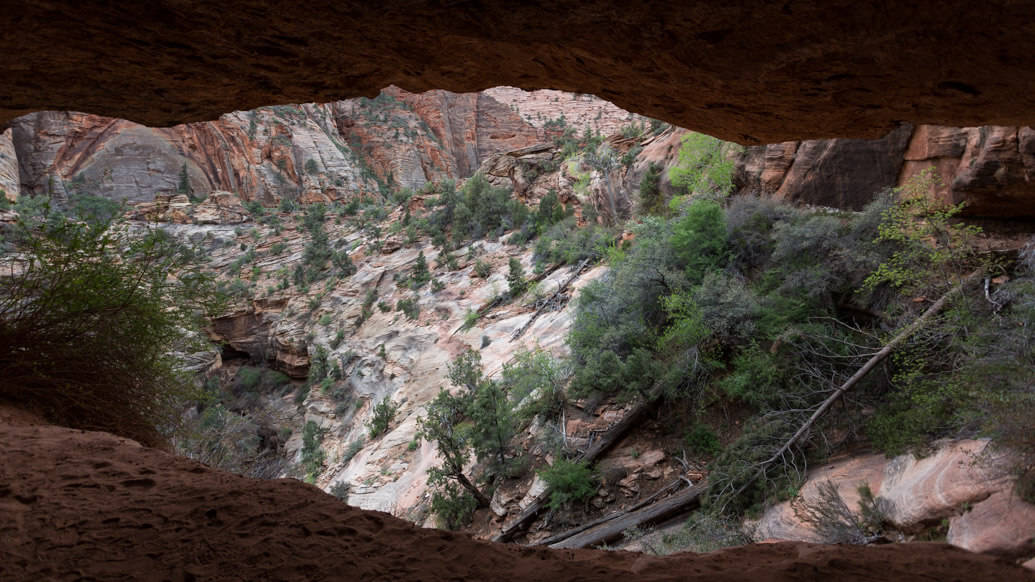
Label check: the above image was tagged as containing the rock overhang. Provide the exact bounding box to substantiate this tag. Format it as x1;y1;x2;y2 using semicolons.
4;1;1035;143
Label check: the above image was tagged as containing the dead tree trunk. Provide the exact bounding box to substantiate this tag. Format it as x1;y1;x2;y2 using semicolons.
510;258;590;342
548;483;706;549
721;270;983;509
491;398;660;542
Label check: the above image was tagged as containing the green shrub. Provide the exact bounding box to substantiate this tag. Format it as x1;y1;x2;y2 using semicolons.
301;420;327;482
411;250;431;288
473;259;492;279
235;366;263;391
0;206;221;445
430;482;478;530
507;257;527;297
342;438;365;463
368;396;399;438
397;297;420;320
329;481;350;501
685;424;722;457
538;458;598;510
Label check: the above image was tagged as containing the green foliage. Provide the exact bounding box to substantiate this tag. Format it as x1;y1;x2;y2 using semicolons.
278;198;297;213
667;132;738;197
639;162;666;216
396;296;420;320
503;349;566;421
411;250;431;288
430;482;478;530
0;205;221;445
329;481;351;501
863;170;981;295
685;424;722;457
533;216;616;268
427;173;531;243
342;438;365;463
243;200;266;218
538;458;598;510
368;396;399;438
670;199;727;283
305;158;319;175
473;259;492;279
301;420;327;482
507;257;526;297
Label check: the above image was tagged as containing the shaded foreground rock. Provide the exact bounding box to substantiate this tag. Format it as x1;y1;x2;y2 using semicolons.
1;413;1032;581
6;2;1035;143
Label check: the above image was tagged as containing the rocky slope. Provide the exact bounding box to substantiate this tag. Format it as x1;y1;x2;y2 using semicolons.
4;406;1031;581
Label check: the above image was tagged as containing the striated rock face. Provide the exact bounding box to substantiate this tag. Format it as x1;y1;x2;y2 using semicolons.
736;124;1035;217
753;440;1035;559
6;1;1035;146
484;87;646;137
899;125;1035;217
735;124;913;210
2;409;1033;581
0;129;17;201
7;88;545;207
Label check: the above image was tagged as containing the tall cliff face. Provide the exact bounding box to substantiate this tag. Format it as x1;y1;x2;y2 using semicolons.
735;124;1035;218
0;129;17;201
7;87;553;207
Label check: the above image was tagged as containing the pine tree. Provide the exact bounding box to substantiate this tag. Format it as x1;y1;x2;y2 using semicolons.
411;250;430;288
507;257;526;297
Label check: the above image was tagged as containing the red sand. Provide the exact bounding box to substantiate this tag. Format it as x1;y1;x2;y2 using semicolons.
1;408;1032;581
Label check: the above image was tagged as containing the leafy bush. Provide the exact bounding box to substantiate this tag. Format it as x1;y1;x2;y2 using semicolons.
507;257;527;297
0;204;220;445
473;259;492;279
685;424;722;457
639;162;665;216
430;482;478;530
329;481;351;501
539;458;598;510
668;132;739;197
301;420;326;482
342;438;365;463
396;296;420;320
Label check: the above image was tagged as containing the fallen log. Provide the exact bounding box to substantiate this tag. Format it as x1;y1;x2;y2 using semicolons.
491;397;660;543
510;258;590;342
548;483;707;549
720;270;982;510
534;477;684;547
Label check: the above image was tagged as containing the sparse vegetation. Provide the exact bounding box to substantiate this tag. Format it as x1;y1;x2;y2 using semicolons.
368;396;399;438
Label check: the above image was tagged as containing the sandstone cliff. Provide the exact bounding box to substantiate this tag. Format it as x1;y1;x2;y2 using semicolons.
735;124;1035;218
7;87;552;207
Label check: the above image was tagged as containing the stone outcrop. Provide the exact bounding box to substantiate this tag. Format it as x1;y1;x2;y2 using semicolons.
736;124;1035;217
6;1;1035;146
753;440;1035;560
0;129;17;201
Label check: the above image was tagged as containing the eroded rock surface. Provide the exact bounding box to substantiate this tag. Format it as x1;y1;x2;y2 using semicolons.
753;440;1035;561
1;411;1032;582
6;1;1035;144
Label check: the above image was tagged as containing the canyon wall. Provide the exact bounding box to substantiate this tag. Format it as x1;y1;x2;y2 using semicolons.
735;124;1035;218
